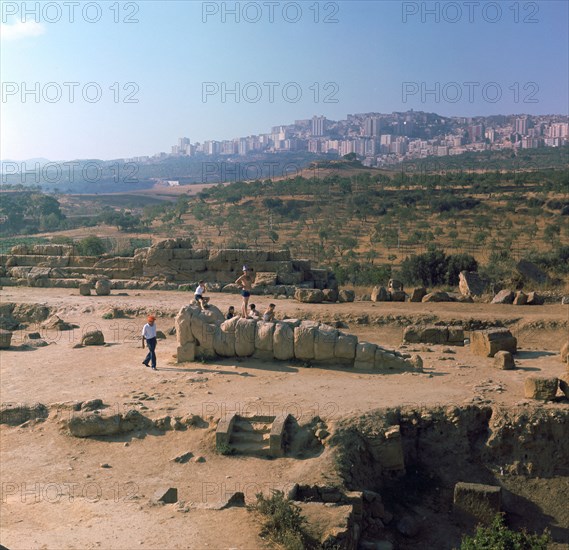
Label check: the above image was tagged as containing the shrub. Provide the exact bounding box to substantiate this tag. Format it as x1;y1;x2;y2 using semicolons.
76;236;107;256
333;262;392;286
249;491;315;550
525;245;569;275
400;250;477;287
479;250;517;288
446;253;478;285
459;513;550;550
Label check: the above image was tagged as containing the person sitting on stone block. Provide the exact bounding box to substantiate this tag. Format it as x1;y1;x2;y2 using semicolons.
225;305;235;319
248;304;261;319
194;280;210;310
263;303;276;322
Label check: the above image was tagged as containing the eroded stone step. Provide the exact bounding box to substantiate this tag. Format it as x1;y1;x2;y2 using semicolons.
230;442;271;455
232;421;271;434
230;431;269;444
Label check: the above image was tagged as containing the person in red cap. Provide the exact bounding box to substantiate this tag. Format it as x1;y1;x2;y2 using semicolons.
142;315;158;370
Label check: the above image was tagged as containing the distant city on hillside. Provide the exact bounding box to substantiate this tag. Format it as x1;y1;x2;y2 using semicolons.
144;110;569;168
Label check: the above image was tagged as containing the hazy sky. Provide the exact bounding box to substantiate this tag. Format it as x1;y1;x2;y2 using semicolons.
1;0;568;161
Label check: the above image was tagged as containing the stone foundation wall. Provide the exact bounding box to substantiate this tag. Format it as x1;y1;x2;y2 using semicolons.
0;239;336;291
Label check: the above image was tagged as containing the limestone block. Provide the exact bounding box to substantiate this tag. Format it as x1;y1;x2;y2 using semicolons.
273;322;295;360
255;321;275;353
374;348;407;371
371;286;390;302
294;322;317;360
175;307;195;345
145;247;173;266
292;259;311;271
409;287;426;302
253;272;278;286
338;289;355;303
524;377;558;400
177;342;195;363
171;249;195;259
448;326;465;344
355;342;377;368
68;256;99;268
454;482;501;524
177;259;207;273
95;278;111;296
214;325;236;357
276;272;304;285
314;326;338;362
390;290;406;302
190;309;219;357
295;289;323;303
79;283;91;296
422;291;452;302
493;351;515;370
334;332;358;361
470;329;517;357
235;318;256;357
491;290;514;304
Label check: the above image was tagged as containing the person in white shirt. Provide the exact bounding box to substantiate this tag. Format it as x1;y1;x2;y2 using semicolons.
141;315;158;370
194;280;210;310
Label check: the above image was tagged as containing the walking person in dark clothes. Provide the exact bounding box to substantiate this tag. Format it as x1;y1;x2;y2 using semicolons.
142;315;158;370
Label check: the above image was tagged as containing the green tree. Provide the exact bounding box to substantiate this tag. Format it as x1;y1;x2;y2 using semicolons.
77;236;106;256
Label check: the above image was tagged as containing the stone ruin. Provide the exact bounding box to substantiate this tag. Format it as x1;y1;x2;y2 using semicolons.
0;238;337;295
174;304;423;372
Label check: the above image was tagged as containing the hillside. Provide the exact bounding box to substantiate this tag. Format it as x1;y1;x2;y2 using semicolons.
1;160;568;289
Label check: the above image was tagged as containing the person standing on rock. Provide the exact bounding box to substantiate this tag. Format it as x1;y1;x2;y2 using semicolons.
142;315;158;370
235;267;253;318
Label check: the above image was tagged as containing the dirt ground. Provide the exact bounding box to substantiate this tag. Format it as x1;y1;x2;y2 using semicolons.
1;287;568;549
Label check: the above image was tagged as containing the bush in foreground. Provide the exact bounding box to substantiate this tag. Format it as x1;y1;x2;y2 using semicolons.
459;513;551;550
249;490;316;550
